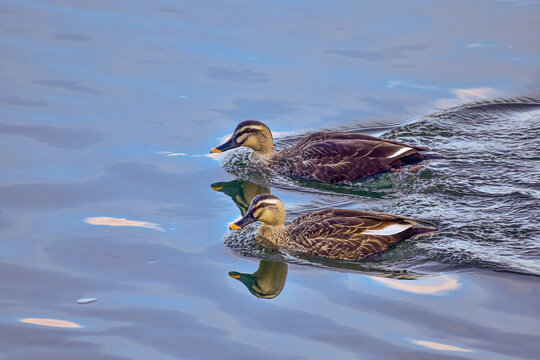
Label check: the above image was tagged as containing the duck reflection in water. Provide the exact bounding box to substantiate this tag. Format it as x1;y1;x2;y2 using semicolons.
229;260;288;299
212;180;288;299
211;179;270;216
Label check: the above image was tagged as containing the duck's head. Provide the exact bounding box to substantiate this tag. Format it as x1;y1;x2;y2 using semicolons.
210;120;274;156
229;194;286;230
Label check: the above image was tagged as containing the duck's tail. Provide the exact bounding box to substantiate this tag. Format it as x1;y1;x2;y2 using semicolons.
405;224;438;240
401;152;443;164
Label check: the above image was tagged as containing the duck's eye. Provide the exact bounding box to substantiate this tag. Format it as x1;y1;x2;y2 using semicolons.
251;203;270;219
236;133;248;144
234;128;258;144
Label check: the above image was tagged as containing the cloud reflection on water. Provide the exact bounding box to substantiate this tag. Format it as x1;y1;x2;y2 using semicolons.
20;318;82;329
370;275;461;295
411;339;473;353
85;216;164;231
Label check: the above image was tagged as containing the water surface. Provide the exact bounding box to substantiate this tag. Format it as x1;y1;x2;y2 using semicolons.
1;1;539;359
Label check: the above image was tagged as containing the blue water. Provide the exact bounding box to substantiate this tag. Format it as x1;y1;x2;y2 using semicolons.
1;1;539;359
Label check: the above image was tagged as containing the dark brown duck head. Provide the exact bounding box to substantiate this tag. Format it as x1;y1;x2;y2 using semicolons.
210;120;274;157
229;194;286;230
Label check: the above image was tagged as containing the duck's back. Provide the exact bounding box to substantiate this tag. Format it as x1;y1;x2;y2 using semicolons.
273;132;427;183
284;209;433;260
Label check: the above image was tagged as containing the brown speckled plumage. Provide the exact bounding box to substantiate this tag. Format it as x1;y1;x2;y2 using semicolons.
281;209;433;260
211;121;429;184
231;194;436;261
272;132;428;183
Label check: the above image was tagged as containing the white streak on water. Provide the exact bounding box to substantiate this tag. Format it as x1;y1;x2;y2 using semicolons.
84;217;164;231
77;298;98;304
411;339;473;352
371;275;461;295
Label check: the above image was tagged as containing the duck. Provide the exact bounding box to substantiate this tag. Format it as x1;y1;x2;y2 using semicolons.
210;120;429;184
229;260;288;299
228;194;436;260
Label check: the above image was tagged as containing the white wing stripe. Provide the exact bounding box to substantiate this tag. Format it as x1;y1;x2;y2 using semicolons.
362;223;413;235
387;147;413;158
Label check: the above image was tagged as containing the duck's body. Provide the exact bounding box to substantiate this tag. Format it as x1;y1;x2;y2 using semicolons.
271;131;427;183
230;195;436;261
211;121;429;184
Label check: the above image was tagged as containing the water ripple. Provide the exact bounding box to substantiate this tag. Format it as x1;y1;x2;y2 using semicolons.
222;97;540;276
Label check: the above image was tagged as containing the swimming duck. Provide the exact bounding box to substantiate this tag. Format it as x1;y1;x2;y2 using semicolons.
229;194;435;260
229;260;288;299
210;120;429;184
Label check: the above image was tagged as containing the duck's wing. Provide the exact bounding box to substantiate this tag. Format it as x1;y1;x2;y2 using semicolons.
287;209;426;259
290;132;429;152
278;134;425;182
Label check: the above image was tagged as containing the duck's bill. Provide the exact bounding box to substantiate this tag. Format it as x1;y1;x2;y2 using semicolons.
210;182;224;191
229;212;257;230
210;137;240;153
228;271;242;279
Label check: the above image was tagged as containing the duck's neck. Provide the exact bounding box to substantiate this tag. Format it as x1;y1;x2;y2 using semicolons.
258;223;287;247
252;144;275;162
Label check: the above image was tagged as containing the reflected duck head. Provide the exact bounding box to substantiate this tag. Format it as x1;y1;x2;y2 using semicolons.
229;194;286;230
211;120;274;156
211;180;270;216
229;260;288;299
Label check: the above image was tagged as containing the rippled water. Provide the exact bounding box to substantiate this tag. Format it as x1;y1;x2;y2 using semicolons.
222;98;540;275
2;1;540;359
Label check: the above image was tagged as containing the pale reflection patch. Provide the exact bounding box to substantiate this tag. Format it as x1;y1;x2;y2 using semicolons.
158;151;187;157
466;42;502;48
433;87;502;109
20;318;82;328
412;339;472;352
85;217;164;231
371;275;460;295
205;153;222;160
453;88;498;100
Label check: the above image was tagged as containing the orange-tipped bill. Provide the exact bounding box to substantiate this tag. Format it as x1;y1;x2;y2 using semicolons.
229;210;257;230
210;136;240;154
